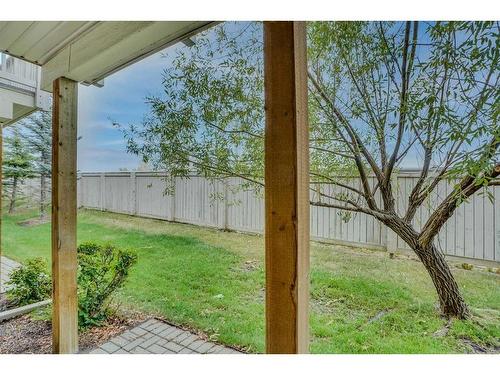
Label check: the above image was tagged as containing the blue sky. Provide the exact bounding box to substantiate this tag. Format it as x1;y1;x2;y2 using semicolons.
71;21;475;173
77;48;178;172
75;22;426;173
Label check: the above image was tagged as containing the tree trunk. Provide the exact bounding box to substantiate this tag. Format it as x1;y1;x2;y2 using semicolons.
384;217;470;319
40;173;47;219
8;177;18;214
414;243;470;319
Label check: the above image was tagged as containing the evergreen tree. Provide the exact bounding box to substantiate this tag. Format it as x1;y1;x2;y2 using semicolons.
3;127;35;213
21;110;52;219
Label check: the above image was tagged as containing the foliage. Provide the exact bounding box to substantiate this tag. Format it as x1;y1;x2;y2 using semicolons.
20;110;52;177
20;110;52;218
3;209;499;353
6;257;51;306
116;22;265;192
118;21;499;193
307;21;499;196
2;127;35;213
77;242;138;328
5;240;138;328
117;21;499;317
461;263;474;271
2;127;35;181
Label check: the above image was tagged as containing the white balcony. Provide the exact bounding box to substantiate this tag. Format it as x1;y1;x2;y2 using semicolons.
0;52;50;126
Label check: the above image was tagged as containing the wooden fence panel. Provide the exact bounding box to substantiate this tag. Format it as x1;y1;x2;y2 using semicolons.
135;173;171;220
79;174;101;210
174;177;225;228
77;171;500;264
226;177;263;233
104;174;131;214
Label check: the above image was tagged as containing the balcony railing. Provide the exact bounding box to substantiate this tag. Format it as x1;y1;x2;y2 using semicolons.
0;52;39;93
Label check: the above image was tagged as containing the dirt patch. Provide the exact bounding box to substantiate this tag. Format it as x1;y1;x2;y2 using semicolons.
17;217;50;227
461;338;500;354
366;310;390;324
233;259;260;273
0;312;147;354
432;320;452;338
311;295;345;315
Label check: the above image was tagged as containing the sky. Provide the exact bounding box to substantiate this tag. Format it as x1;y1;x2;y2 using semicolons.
9;21;483;173
76;22;252;173
74;21;428;173
77;47;178;172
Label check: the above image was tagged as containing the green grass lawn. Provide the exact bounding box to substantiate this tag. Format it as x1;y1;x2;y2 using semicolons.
2;208;499;353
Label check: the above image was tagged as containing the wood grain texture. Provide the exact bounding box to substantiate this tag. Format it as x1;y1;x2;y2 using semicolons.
0;126;3;292
51;77;78;354
263;21;310;354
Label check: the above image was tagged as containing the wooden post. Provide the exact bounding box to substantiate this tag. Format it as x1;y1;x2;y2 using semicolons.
223;178;229;230
264;21;310;354
100;173;106;211
77;173;81;209
0;125;3;293
130;172;136;215
169;176;176;221
52;77;78;354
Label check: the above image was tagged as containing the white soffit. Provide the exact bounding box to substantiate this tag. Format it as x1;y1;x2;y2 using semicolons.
0;21;214;91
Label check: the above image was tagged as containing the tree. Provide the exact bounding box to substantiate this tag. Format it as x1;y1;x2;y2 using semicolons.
3;127;35;213
118;21;499;319
21;110;52;219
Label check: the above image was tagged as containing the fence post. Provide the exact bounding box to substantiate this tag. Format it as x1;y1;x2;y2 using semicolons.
77;174;81;208
129;172;136;215
100;173;106;211
223;178;229;230
169;176;176;221
386;171;399;255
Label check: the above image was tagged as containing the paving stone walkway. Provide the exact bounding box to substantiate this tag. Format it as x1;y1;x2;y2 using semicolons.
1;256;21;293
89;318;241;354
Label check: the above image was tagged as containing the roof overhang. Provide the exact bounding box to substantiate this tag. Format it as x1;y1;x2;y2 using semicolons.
0;21;215;91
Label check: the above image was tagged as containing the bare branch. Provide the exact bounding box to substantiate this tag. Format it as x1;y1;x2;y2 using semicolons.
385;21;412;182
310;171;367;197
310;146;355;160
308;70;382;211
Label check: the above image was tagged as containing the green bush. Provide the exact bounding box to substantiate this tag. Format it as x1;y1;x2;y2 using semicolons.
6;257;51;306
77;242;137;328
6;243;137;329
461;263;474;271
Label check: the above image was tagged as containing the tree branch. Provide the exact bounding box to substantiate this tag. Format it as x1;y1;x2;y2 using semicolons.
420;160;500;248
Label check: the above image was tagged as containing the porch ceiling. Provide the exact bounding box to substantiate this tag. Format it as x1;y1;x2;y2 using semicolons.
0;21;214;91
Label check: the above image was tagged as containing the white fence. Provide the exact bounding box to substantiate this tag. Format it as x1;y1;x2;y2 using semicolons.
78;171;500;264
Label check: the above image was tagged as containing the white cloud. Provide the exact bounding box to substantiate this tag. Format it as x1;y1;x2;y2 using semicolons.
76;46;180;172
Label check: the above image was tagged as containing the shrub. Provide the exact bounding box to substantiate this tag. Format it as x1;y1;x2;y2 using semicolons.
5;243;137;329
461;263;473;271
6;257;51;306
77;242;137;328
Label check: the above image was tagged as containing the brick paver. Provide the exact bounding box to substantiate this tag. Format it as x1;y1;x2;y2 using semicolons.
89;318;241;354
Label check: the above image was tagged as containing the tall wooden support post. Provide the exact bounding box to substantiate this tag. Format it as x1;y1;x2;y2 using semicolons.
263;21;310;354
0;125;3;293
52;77;78;354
